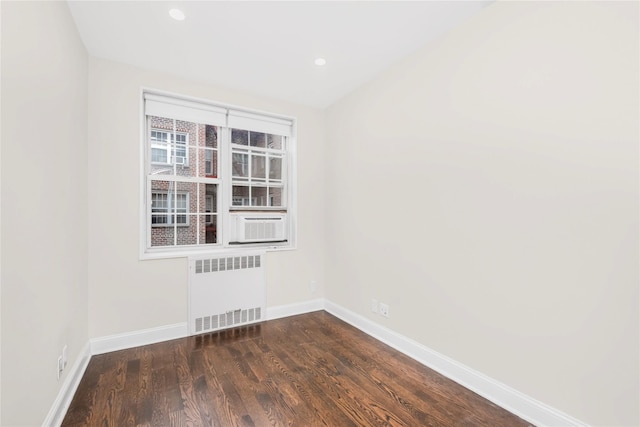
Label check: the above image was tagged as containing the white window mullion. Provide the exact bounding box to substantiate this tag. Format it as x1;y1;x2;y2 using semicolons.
146;177;152;249
221;127;231;246
171;119;177;171
170;182;178;246
248;149;252;207
196;126;200;245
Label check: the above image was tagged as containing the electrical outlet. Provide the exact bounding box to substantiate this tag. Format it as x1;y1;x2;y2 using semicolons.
371;299;378;314
310;280;317;293
379;303;389;318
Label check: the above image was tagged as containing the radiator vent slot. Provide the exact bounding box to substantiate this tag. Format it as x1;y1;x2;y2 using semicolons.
189;251;266;335
195;255;261;274
194;307;263;334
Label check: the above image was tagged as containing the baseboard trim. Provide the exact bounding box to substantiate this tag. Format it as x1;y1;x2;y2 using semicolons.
89;298;326;357
47;301;586;427
266;298;325;321
324;300;588;427
90;322;189;355
42;341;91;427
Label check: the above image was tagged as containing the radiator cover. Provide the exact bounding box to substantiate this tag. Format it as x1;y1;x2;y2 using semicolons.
188;251;266;335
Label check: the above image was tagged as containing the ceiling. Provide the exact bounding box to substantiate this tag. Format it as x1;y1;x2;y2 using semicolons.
68;1;493;109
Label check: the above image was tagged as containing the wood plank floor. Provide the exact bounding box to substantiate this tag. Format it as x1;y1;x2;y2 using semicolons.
62;311;532;427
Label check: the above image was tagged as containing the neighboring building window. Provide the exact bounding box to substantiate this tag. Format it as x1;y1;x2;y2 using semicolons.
151;192;188;225
151;129;188;165
142;92;295;257
205;195;214;224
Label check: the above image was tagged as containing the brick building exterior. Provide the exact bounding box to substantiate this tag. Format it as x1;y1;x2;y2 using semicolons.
149;117;218;247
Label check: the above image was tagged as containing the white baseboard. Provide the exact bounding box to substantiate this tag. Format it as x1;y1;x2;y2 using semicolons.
46;301;586;427
43;305;321;425
324;300;588;427
89;298;325;357
42;341;91;427
266;298;325;321
90;322;188;355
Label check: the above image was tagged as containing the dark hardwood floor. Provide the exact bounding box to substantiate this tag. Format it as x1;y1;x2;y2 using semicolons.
62;311;532;426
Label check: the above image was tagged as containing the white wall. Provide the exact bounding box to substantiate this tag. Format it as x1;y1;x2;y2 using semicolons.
87;58;325;337
0;2;89;425
0;4;3;422
1;1;636;425
325;2;638;426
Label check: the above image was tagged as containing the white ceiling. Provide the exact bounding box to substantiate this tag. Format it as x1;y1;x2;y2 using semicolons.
68;1;492;109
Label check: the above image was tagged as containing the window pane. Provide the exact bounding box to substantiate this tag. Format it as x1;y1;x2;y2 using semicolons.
174;193;188;224
150;181;191;226
151;227;174;247
170;133;188;166
249;132;266;148
232;152;249;178
149;178;220;247
176;214;198;246
269;156;282;180
150;129;169;165
232;186;250;206
172;134;187;161
151;192;168;224
204;215;217;244
149;116;199;177
253;187;268;206
203;148;217;177
206;125;218;148
176;121;197;146
203;125;218;178
197;184;218;245
232;129;248;146
204;184;217;214
269;187;284;207
252;154;266;180
151;130;168;143
267;134;283;150
151;147;167;163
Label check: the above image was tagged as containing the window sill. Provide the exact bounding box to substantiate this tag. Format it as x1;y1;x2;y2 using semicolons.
140;242;295;260
150;162;190;168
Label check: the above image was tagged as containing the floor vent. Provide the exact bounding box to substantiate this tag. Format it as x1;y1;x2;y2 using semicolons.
189;252;266;335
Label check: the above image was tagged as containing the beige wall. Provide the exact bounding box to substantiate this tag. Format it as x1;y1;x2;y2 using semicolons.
325;1;638;426
87;58;326;337
1;1;637;425
0;2;89;425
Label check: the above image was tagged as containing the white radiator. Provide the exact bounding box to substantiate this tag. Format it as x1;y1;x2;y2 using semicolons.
188;251;266;335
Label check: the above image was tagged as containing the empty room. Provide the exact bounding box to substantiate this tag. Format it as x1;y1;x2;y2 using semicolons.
1;1;638;426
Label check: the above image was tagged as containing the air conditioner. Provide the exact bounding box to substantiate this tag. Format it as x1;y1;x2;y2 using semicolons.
174;156;187;166
230;213;287;243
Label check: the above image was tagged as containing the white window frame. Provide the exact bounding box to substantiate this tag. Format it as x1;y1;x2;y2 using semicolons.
139;89;297;259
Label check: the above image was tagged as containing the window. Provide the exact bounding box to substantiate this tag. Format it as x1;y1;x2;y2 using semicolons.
230;130;285;208
151;192;188;226
141;92;295;257
205;195;214;224
151;129;188;165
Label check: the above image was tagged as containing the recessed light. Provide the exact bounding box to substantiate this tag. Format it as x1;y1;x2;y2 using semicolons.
169;8;185;21
314;58;327;66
